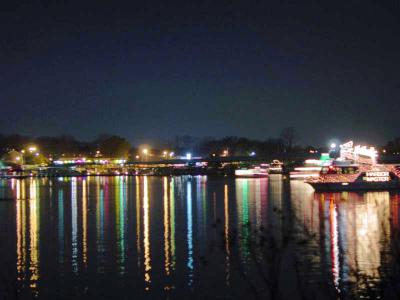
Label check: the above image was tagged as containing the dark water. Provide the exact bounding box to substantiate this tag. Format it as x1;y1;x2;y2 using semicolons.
1;175;400;299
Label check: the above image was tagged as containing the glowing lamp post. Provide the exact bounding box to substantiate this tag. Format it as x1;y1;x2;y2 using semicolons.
28;146;37;153
142;149;149;161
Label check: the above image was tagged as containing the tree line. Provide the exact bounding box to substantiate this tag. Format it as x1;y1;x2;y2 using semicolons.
0;127;298;158
1;128;399;159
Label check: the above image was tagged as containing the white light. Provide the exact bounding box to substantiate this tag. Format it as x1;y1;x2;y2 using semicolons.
28;146;37;153
186;153;192;160
170;152;175;157
294;167;322;171
305;159;323;165
250;151;256;156
235;169;254;176
330;143;336;149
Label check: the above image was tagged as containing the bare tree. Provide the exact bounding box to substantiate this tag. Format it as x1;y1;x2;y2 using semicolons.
280;127;298;152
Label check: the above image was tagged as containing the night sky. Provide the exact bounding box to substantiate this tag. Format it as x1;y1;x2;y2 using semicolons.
1;0;399;146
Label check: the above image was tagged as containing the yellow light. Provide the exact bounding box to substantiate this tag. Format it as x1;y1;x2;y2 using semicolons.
143;149;148;155
135;155;140;159
28;146;37;153
143;177;151;286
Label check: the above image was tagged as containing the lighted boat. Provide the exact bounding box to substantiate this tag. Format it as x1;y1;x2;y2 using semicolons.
306;141;400;191
235;165;269;178
306;163;400;191
289;153;331;180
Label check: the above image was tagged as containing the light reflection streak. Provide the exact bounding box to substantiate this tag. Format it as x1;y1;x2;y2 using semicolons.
329;199;340;291
29;179;39;291
163;177;171;275
255;180;261;229
136;177;141;268
16;179;20;200
96;178;105;273
58;189;64;264
16;182;27;281
224;184;230;286
236;179;250;261
196;179;203;240
196;177;207;244
202;177;207;229
187;181;194;286
71;178;78;273
116;176;127;274
82;179;88;267
16;197;22;276
143;176;151;289
169;178;176;270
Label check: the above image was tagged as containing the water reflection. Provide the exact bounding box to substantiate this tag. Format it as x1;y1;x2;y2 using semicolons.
163;177;171;277
143;176;151;289
71;178;78;273
236;179;250;263
16;182;27;282
14;179;41;294
169;178;176;272
294;187;393;296
329;199;340;291
135;176;141;268
224;184;230;286
115;176;127;274
58;189;64;265
3;177;400;298
29;179;40;293
186;181;194;287
82;179;88;267
96;178;105;273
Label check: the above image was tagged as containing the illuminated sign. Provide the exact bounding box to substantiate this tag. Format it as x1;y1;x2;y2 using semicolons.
339;140;378;164
363;171;390;182
366;171;389;177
